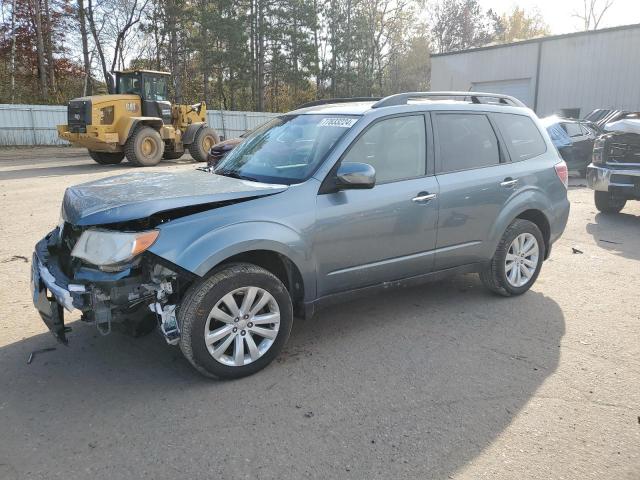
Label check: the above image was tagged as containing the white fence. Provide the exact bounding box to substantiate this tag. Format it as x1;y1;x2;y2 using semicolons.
0;104;280;146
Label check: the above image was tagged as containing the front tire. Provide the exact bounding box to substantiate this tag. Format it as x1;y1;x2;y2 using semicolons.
480;219;545;297
125;126;164;166
88;150;124;165
178;263;293;379
188;126;219;162
594;191;626;214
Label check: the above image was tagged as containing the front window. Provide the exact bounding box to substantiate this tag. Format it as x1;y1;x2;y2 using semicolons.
117;75;141;95
214;114;360;184
144;76;168;101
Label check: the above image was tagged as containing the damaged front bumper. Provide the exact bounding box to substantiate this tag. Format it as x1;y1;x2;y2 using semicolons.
31;227;191;345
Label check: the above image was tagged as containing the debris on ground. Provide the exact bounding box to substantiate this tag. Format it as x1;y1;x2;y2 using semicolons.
572;247;584;254
599;239;622;245
27;347;57;364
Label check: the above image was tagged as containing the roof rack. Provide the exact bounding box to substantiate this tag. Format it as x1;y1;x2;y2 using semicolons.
296;97;381;109
371;91;527;109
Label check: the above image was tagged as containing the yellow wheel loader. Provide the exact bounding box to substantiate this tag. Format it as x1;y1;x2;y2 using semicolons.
57;70;219;167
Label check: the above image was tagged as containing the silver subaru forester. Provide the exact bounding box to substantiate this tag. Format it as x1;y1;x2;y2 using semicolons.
31;92;570;378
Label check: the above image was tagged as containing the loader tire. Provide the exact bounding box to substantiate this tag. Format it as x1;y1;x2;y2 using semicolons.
88;150;125;165
188;126;219;162
125;126;164;167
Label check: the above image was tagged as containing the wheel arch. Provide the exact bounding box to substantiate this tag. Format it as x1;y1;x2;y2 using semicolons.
183;122;207;145
215;250;306;318
514;209;551;259
120;117;164;145
487;190;554;260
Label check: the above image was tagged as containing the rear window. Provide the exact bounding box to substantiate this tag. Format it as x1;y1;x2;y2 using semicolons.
494;113;547;161
435;113;500;172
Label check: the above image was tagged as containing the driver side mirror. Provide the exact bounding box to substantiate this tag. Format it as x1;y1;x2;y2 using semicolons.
336;162;376;190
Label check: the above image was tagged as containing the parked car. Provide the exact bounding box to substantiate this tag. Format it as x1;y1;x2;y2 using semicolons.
583;109;640;130
207;137;243;167
31;91;570;379
542;116;600;176
587;119;640;213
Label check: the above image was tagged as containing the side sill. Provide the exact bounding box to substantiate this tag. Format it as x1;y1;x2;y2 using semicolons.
304;262;486;319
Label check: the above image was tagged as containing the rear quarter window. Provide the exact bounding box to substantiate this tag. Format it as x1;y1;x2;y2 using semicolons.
494;113;547;162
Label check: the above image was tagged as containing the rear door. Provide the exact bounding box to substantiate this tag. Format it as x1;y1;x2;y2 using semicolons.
432;112;516;269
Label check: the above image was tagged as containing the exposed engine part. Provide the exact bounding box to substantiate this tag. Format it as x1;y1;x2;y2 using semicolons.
150;302;179;345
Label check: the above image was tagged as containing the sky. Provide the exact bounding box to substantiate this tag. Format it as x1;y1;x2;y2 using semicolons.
478;0;640;34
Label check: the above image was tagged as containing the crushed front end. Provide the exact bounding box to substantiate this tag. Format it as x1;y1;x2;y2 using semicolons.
31;224;194;345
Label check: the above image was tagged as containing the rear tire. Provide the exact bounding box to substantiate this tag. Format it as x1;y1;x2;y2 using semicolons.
188;126;219;162
480;219;545;297
178;263;293;379
88;150;124;165
594;191;625;214
125;126;164;166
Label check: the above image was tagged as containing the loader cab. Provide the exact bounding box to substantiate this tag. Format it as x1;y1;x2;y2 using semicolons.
115;70;172;124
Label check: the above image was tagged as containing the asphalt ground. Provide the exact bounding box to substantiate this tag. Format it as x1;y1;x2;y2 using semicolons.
0;147;638;479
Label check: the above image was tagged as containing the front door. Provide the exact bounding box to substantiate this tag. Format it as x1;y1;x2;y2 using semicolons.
314;114;439;297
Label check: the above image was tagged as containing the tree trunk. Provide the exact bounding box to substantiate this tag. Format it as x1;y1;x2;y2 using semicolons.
256;0;265;111
77;0;92;95
167;0;182;103
43;0;56;92
32;0;48;100
10;0;17;102
86;0;114;92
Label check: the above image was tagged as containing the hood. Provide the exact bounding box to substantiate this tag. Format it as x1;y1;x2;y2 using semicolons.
62;170;288;226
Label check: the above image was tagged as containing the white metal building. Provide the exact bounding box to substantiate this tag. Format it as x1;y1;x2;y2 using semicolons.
430;23;640;118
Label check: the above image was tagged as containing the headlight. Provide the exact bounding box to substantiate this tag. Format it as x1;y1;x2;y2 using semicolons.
71;229;159;269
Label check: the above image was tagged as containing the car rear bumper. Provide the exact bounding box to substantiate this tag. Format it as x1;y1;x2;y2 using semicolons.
587;164;640;195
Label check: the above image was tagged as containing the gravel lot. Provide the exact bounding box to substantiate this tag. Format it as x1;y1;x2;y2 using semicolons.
0;147;638;480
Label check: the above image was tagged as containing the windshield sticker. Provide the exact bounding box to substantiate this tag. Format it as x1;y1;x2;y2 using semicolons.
318;117;358;128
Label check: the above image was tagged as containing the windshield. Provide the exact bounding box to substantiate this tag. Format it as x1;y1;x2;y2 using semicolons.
214;114;360;184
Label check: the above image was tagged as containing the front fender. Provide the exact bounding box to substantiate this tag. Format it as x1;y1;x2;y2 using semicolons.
150;221;316;299
182;123;206;145
118;117;164;144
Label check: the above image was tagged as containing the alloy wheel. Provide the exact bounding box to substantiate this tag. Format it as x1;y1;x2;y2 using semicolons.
505;232;539;288
204;286;281;367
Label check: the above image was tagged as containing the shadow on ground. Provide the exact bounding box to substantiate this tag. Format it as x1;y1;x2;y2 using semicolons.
0;275;564;479
586;211;640;261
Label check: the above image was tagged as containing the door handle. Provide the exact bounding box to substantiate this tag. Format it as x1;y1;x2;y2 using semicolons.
500;178;519;188
412;192;437;203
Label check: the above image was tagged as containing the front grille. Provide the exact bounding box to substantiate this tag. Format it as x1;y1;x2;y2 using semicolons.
603;133;640;167
67;99;92;133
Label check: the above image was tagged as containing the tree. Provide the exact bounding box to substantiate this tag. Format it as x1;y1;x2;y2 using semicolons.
574;0;616;30
429;0;498;54
496;7;550;43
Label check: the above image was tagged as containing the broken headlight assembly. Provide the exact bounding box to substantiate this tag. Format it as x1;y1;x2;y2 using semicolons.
71;229;159;271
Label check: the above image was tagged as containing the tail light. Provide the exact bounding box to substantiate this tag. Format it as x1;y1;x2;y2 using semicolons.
554;160;568;188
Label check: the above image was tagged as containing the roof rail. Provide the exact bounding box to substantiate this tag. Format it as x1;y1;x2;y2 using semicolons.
371;91;527;109
296;97;381;109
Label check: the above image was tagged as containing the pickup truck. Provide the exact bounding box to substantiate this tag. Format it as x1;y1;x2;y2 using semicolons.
587;120;640;213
